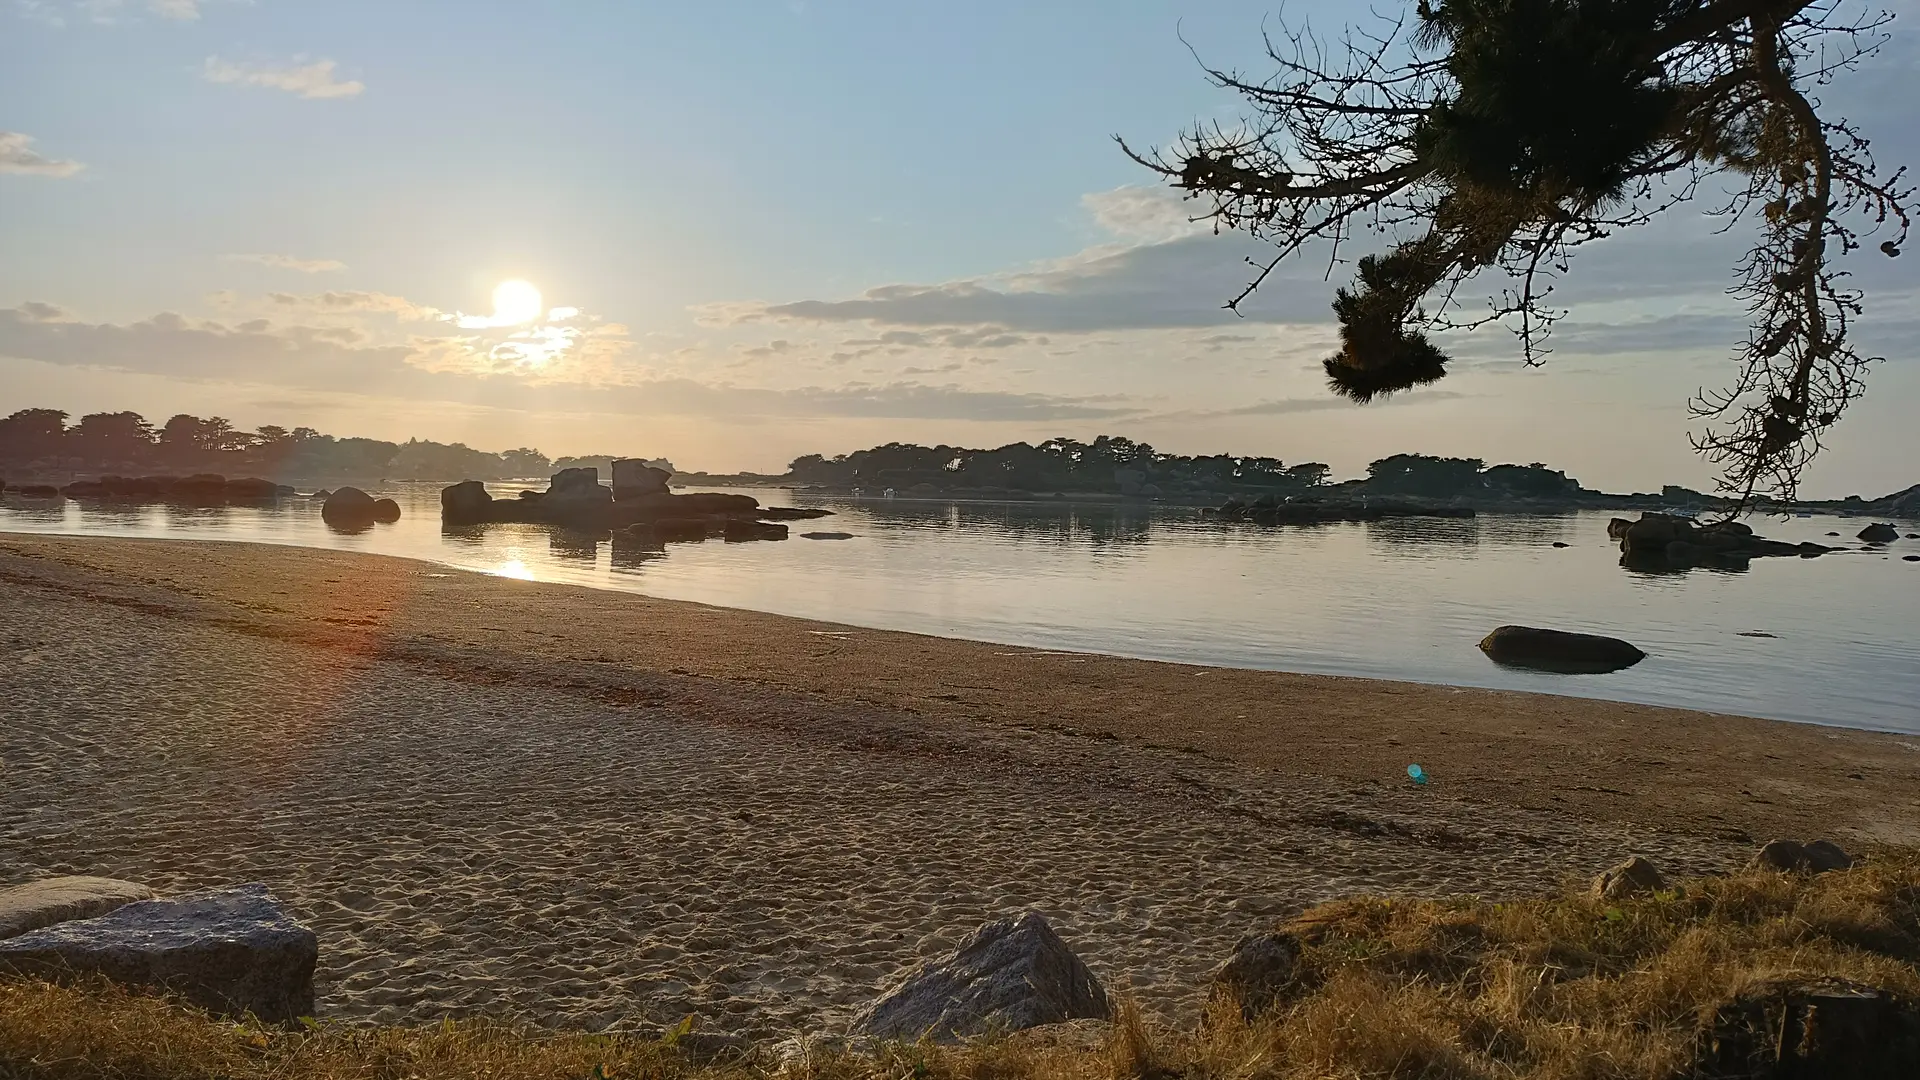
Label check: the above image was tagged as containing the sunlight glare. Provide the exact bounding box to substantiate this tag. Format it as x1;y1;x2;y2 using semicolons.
492;558;535;580
491;280;544;326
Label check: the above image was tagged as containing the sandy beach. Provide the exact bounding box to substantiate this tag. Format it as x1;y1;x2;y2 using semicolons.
3;534;1915;1037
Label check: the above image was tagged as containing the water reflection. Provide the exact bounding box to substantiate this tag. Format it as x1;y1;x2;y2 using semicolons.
610;532;664;571
3;487;1915;733
549;530;607;562
1364;516;1483;550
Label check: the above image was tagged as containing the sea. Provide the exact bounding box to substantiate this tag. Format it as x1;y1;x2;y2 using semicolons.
4;484;1916;735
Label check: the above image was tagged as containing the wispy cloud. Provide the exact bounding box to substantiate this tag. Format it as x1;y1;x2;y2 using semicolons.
0;132;84;178
225;253;348;274
202;57;365;100
16;0;214;25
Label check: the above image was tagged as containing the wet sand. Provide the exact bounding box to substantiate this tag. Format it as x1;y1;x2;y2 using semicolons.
1;535;1914;1035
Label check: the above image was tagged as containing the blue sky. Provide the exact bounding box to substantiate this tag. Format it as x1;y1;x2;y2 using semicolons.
3;0;1916;494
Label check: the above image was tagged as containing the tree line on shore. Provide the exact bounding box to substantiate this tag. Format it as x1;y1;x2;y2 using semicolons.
5;405;1830;505
784;437;1587;501
0;408;669;483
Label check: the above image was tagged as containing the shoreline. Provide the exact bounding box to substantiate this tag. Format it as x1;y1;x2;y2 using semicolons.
4;532;1915;845
4;532;1916;1031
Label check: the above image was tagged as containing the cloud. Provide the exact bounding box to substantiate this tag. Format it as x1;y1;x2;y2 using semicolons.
0;302;1138;423
1081;185;1210;243
226;253;348;274
202;57;365;100
265;291;440;319
0;132;84;178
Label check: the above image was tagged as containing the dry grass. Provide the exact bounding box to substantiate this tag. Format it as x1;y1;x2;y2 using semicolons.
4;855;1918;1080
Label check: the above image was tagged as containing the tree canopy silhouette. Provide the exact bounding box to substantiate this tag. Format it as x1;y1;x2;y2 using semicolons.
1125;0;1910;503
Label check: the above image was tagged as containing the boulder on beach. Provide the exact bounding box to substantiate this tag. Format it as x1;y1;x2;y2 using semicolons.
1858;522;1899;544
371;497;402;523
441;480;492;524
1592;856;1666;900
0;883;317;1024
1478;625;1646;674
320;486;378;526
1208;932;1302;1021
1751;839;1855;874
611;459;671;502
0;876;155;941
540;468;614;526
849;911;1109;1042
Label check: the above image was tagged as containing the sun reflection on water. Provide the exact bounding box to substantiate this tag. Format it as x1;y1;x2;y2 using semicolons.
492;558;535;580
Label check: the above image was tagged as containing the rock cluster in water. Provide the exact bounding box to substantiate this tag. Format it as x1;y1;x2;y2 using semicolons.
442;461;831;543
1608;512;1832;570
17;474;298;503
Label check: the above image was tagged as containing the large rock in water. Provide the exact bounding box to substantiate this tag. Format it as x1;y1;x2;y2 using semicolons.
442;479;492;524
849;911;1109;1041
321;486;378;527
541;468;614;527
612;459;671;501
1478;625;1646;674
0;883;316;1023
1858;522;1899;543
0;876;155;940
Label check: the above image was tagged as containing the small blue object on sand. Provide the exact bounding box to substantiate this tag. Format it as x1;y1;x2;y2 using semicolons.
1407;764;1429;785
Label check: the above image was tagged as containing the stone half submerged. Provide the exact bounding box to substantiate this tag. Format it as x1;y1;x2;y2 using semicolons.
0;883;317;1024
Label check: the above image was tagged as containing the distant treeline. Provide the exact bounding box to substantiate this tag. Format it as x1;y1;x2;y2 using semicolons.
785;438;1587;499
0;408;670;483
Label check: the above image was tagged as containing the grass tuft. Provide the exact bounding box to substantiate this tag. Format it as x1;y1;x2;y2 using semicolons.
4;854;1918;1079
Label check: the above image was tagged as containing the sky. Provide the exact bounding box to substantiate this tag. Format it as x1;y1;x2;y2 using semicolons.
2;0;1916;495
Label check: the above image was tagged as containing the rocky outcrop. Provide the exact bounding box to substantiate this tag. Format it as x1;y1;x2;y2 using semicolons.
441;479;492;524
849;911;1109;1042
803;531;855;540
757;506;836;520
651;518;711;543
1593;856;1666;900
321;486;379;527
371;498;402;523
438;475;766;533
724;520;788;542
1478;625;1646;674
56;475;291;505
1858;522;1899;543
0;876;155;940
0;883;317;1024
1208;932;1302;1021
1614;512;1831;569
612;459;671;501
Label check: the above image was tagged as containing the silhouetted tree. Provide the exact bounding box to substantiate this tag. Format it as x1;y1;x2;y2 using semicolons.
0;408;69;462
1367;453;1487;496
1127;0;1911;502
68;412;156;463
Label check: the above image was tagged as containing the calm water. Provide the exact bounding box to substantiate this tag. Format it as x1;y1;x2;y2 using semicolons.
4;485;1917;734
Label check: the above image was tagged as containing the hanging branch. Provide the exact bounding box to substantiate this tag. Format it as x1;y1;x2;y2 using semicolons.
1125;0;1910;504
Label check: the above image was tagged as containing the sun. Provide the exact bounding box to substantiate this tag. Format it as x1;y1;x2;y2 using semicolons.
491;279;543;325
